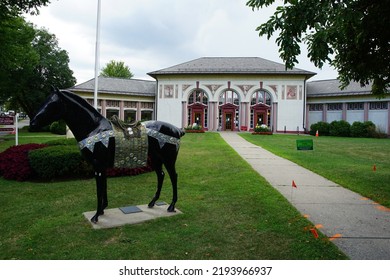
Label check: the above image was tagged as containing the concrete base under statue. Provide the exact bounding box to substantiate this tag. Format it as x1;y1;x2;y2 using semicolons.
83;202;182;229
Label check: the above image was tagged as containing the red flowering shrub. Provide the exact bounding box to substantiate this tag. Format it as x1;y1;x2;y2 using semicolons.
0;144;48;181
0;142;153;181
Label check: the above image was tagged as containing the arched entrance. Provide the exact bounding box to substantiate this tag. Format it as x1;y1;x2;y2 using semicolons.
220;103;239;131
252;103;270;126
219;90;240;131
187;89;208;129
250;90;272;130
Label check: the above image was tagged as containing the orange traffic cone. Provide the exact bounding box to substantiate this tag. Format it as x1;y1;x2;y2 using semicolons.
315;130;319;137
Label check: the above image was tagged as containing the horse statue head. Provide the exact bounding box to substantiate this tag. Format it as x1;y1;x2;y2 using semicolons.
30;87;111;142
30;87;64;129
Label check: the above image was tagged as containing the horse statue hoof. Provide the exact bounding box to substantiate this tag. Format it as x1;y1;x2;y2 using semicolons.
148;198;157;208
90;215;99;224
167;205;176;212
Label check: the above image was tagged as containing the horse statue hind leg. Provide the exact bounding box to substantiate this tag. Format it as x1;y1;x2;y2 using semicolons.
145;121;184;212
147;139;179;212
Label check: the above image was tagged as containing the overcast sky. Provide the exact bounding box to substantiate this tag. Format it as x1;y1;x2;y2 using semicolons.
26;0;338;84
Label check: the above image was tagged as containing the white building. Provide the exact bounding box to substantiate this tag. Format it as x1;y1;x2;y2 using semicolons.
70;57;390;135
148;57;315;133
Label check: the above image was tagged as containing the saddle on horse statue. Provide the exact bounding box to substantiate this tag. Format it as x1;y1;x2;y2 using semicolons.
110;115;143;139
110;115;148;169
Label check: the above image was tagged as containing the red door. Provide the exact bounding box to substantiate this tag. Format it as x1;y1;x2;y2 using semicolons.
193;111;202;126
255;113;265;126
188;103;207;128
220;103;239;131
225;113;233;131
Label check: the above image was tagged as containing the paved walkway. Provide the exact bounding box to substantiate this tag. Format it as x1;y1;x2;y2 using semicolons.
219;132;390;260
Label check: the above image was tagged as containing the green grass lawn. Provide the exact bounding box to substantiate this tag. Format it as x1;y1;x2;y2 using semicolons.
239;133;390;208
0;130;65;152
0;132;346;260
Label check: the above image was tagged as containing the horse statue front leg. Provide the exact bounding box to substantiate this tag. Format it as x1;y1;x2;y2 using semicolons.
91;171;108;223
148;161;164;208
148;158;177;212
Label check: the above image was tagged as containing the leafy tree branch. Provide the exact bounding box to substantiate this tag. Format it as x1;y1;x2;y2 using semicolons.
247;0;390;97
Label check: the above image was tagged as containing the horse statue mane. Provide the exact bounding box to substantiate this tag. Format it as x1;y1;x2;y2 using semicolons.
60;89;95;109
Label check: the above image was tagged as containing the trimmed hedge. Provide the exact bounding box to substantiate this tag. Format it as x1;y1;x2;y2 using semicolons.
49;120;67;135
310;120;386;138
350;121;376;138
329;120;351;137
310;121;330;136
29;145;93;179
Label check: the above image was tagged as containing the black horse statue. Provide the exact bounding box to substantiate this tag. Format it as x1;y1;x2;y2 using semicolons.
30;88;184;223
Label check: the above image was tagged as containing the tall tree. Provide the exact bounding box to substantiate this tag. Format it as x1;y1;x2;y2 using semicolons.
0;0;51;91
0;0;62;116
101;60;134;79
0;16;38;107
0;18;76;117
246;0;390;96
0;0;50;17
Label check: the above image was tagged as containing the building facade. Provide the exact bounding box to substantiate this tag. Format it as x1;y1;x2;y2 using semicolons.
148;57;315;133
69;57;389;135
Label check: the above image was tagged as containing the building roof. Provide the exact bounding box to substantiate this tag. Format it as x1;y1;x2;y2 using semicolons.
148;57;316;78
69;76;156;97
307;79;372;97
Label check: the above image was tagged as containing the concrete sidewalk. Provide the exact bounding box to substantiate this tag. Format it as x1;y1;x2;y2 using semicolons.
219;132;390;260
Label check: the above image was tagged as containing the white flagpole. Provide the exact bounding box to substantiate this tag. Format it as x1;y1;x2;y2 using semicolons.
93;0;101;109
